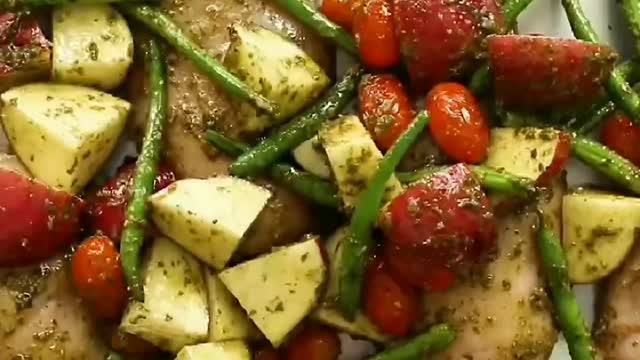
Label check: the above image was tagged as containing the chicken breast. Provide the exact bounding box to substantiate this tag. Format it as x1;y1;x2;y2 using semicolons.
419;184;563;360
0;257;107;360
595;242;640;360
128;0;335;258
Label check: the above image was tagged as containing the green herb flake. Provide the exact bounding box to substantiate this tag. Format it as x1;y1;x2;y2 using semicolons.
88;42;99;61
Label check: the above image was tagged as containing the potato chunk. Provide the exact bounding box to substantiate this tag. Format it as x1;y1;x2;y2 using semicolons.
220;238;326;346
1;83;129;194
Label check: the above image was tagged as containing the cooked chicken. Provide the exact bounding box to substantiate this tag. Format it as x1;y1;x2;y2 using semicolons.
128;0;335;258
595;242;640;360
0;257;107;360
418;184;563;360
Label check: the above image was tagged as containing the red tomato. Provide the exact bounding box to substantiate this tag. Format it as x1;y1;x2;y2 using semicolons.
426;83;490;164
353;0;400;69
601;112;640;167
255;347;281;360
383;164;496;291
71;236;127;320
111;331;160;358
321;0;357;29
359;74;416;151
285;325;341;360
13;17;46;46
363;259;419;336
86;163;175;242
393;0;505;90
0;12;47;46
0;169;84;267
384;243;457;291
536;132;571;186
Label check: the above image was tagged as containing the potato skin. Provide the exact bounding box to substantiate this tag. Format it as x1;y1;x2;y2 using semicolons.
128;0;334;258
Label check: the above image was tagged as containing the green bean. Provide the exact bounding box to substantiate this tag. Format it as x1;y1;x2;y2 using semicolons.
367;323;455;360
395;166;445;183
396;165;536;198
470;165;537;197
230;65;363;177
498;109;549;128
575;101;616;135
338;111;430;319
205;129;247;158
468;65;493;95
502;0;535;28
270;0;357;55
206;129;341;208
621;0;640;54
537;216;595;360
269;164;341;208
573;60;640;133
617;59;640;84
572;136;640;195
118;4;278;116
562;0;640;121
468;0;535;94
120;38;167;301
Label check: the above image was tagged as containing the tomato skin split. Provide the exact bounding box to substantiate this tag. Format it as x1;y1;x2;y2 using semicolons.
383;164;497;291
601;112;640;167
285;325;341;360
353;0;400;69
71;235;128;321
359;74;416;151
363;259;419;336
426;82;490;164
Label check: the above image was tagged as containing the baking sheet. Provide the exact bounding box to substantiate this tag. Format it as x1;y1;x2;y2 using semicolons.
99;1;631;358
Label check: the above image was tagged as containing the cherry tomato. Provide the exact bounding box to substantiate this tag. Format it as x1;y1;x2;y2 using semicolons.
320;0;357;29
255;346;281;360
111;331;160;358
426;83;490;164
363;259;419;336
353;0;400;69
71;236;127;320
383;164;496;291
601;112;640;167
359;74;416;151
86;163;175;242
285;325;341;360
536;131;571;186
